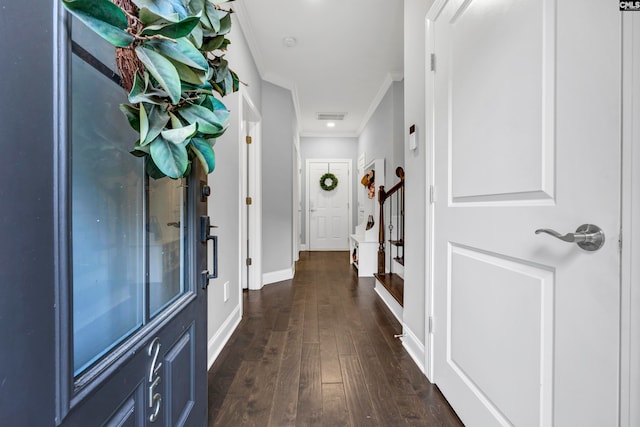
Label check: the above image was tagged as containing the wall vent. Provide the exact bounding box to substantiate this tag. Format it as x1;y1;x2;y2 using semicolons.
316;112;347;121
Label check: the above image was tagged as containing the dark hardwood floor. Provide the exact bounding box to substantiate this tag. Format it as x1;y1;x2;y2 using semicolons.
207;251;463;426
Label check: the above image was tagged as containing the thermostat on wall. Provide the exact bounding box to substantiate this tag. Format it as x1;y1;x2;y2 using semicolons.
409;124;417;151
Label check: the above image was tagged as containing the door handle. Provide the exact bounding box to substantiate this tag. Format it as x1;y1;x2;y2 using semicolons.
534;224;605;251
200;216;218;288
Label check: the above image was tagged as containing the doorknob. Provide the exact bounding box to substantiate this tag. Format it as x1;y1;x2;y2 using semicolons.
534;224;605;251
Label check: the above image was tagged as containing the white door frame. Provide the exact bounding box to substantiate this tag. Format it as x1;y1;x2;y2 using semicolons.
424;11;437;382
621;12;640;427
240;89;262;290
305;158;353;251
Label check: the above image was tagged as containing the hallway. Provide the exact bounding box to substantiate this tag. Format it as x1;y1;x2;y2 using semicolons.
207;251;462;426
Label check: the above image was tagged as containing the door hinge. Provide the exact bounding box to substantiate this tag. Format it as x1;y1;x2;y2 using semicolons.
430;53;436;72
246;258;252;266
429;316;433;334
246;196;253;205
245;135;252;144
429;185;437;204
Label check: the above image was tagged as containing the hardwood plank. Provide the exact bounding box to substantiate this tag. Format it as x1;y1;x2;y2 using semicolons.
212;361;258;427
296;343;323;426
321;383;349;427
319;326;342;384
339;354;378;425
269;311;304;427
240;331;287;424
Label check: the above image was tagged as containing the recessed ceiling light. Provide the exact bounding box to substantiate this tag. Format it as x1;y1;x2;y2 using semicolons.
282;36;297;47
326;122;336;128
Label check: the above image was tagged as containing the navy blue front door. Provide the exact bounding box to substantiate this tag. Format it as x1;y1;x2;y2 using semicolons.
0;3;208;426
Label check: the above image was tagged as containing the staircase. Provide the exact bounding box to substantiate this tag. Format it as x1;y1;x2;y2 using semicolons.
374;167;404;319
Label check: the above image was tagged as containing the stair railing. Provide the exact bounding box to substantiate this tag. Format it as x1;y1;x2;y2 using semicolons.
377;167;404;274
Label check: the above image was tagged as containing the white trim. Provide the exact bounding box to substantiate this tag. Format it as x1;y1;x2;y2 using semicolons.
232;4;265;79
240;89;263;293
356;73;404;136
374;281;403;323
402;325;426;376
207;305;242;369
424;10;437;382
262;266;295;285
621;12;640;427
300;244;308;251
305;159;353;252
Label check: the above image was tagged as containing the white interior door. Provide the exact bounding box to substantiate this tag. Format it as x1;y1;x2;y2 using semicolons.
430;0;621;425
308;161;351;250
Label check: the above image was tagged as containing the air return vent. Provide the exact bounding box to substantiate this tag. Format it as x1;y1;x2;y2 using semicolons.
316;112;347;121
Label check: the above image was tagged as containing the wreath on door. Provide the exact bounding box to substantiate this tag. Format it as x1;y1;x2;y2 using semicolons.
320;173;339;191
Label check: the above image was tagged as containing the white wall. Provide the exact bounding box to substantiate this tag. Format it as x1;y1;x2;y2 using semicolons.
402;0;436;378
299;136;359;245
261;81;297;281
358;81;404;187
206;16;263;368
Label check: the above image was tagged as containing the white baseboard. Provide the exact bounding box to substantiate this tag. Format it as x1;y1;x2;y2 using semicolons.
300;244;308;251
401;324;426;376
374;281;403;323
262;265;294;285
207;305;242;369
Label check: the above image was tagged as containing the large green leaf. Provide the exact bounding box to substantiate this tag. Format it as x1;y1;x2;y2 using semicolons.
204;2;221;32
217;10;232;35
139;103;149;143
135;46;182;104
148;38;209;71
177;103;225;135
119;104;140;131
62;0;134;47
201;35;225;51
170;59;208;85
210;96;231;123
139;8;180;25
150;135;189;178
141;104;171;145
161;122;198;145
132;0;188;19
145;156;167;179
141;15;201;39
189;23;204;49
190;137;216;173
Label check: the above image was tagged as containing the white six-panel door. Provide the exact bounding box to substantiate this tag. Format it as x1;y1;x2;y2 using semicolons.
308;160;351;250
429;0;621;425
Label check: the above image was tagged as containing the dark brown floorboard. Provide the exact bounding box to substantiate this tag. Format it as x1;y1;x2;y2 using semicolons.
208;251;463;426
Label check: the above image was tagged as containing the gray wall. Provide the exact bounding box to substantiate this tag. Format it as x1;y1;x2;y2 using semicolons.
262;82;296;274
358;81;405;188
299;136;359;245
402;0;435;362
207;15;263;363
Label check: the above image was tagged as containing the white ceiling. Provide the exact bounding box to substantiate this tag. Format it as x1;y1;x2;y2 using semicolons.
234;0;404;137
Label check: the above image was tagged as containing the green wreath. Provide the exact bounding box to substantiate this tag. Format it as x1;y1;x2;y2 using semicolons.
320;173;339;191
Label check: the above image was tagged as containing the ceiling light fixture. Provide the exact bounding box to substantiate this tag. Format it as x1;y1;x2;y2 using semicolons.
282;36;297;47
326;122;336;128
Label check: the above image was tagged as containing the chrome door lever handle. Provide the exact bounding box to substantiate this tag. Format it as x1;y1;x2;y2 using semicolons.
535;224;605;251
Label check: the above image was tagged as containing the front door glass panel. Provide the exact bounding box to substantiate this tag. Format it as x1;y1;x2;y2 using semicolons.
71;20;188;377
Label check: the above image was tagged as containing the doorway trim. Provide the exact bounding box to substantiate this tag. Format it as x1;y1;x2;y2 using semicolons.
305;158;353;252
240;89;262;291
621;12;640;427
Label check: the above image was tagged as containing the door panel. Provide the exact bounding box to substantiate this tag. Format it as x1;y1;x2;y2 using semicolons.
431;0;621;425
309;161;350;250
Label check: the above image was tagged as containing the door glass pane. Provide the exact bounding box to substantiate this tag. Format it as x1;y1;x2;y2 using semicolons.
71;53;144;375
149;178;186;317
